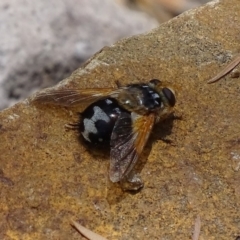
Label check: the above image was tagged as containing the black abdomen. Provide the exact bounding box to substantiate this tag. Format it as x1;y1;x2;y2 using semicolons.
80;98;128;144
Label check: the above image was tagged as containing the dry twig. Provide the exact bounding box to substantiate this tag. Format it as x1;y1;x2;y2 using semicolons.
208;54;240;83
71;220;107;240
192;215;201;240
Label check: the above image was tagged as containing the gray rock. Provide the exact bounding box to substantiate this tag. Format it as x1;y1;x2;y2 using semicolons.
0;0;158;109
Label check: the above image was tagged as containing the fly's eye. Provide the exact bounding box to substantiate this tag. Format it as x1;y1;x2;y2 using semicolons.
162;88;176;107
149;79;161;86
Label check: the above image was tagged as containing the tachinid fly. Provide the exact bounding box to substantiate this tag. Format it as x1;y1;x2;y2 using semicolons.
33;79;176;190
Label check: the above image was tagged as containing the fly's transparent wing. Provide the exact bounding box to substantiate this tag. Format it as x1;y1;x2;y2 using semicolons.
32;88;119;107
109;112;155;182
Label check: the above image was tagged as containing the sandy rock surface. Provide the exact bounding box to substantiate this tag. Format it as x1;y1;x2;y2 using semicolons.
0;0;158;110
1;0;240;239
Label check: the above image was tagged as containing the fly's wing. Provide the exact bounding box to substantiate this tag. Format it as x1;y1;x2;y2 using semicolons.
109;112;155;182
32;88;119;107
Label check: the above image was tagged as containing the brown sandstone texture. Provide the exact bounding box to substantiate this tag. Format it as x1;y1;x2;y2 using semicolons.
0;0;240;239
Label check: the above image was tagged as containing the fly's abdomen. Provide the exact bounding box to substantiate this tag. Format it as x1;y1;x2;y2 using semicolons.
80;98;128;144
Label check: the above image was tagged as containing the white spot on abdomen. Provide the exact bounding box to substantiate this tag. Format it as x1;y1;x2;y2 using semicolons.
81;106;110;142
105;99;113;105
82;118;97;141
92;106;110;122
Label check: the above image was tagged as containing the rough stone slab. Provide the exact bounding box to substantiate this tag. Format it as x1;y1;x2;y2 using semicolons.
1;0;240;239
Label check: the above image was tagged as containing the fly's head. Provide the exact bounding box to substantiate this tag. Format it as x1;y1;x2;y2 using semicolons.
149;79;176;122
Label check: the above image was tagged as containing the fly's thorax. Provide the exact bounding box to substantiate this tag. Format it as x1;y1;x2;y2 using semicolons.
116;80;176;121
117;84;162;115
117;87;142;112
